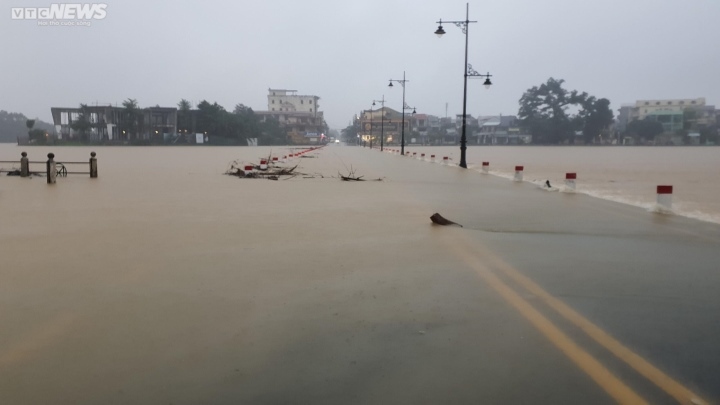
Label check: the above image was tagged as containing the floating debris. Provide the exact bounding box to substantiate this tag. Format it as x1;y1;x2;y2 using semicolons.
430;213;463;227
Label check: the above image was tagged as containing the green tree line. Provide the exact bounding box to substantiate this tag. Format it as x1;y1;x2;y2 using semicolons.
0;111;54;143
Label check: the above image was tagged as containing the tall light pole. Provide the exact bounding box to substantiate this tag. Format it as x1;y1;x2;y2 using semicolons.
389;72;410;155
435;3;492;168
368;105;373;148
372;97;385;151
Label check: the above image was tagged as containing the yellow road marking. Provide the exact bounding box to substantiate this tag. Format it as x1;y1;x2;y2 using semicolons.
448;241;649;405
464;237;710;405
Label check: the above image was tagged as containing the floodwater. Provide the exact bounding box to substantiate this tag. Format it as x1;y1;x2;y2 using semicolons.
403;145;720;224
1;143;719;404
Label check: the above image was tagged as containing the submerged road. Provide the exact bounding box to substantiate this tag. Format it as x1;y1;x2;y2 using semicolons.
1;144;718;404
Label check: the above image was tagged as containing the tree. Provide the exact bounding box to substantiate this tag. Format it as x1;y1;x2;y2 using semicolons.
626;118;664;142
341;122;359;143
518;78;597;144
29;129;47;142
70;104;91;141
177;99;192;135
259;116;287;145
119;98;143;140
196;100;228;137
26;119;35;132
580;98;614;143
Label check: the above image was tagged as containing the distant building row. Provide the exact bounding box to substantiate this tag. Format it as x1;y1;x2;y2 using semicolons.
357;107;530;145
617;98;718;133
49;88;326;144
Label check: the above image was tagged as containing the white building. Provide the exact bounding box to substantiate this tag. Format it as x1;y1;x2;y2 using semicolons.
257;89;325;144
268;89;320;115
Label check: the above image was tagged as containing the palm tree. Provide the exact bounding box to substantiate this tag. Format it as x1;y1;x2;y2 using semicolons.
120;98;142;140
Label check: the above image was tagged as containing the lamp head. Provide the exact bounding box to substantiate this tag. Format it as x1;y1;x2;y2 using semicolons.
434;22;446;38
388;81;393;88
372;101;375;106
483;77;492;89
412;108;417;115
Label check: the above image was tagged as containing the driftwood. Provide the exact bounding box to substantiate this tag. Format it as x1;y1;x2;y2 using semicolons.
338;165;383;182
225;159;299;179
340;172;364;181
430;213;463;227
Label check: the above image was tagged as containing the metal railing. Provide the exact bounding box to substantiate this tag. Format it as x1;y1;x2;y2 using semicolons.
0;151;98;183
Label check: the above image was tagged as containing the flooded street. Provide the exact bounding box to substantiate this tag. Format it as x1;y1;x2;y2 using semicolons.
1;144;719;404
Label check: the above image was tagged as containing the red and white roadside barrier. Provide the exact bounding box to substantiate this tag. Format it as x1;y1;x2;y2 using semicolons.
657;185;673;210
421;153;425;160
514;166;524;182
243;164;254;176
272;157;279;163
565;173;576;190
430;155;435;162
260;159;268;170
482;161;489;174
443;156;449;164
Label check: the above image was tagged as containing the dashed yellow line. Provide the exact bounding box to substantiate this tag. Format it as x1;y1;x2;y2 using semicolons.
448;241;649;405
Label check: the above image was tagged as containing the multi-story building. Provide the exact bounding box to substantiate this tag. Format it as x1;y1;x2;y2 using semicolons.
616;105;634;133
256;89;326;144
358;106;408;145
50;105;177;141
476;115;530;144
622;98;713;133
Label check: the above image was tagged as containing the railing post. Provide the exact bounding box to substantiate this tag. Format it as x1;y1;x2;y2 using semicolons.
89;151;98;178
46;153;56;184
20;151;29;177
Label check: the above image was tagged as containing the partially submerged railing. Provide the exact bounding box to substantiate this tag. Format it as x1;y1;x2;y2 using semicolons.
0;151;98;183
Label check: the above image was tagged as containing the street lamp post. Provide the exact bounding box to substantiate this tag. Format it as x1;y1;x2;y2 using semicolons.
372;97;385;151
369;105;373;148
435;3;492;168
388;72;411;155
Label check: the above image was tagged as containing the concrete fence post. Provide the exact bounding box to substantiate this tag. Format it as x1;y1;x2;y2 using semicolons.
657;185;673;210
90;151;98;178
20;152;29;177
46;153;56;184
565;173;576;190
514;166;524;182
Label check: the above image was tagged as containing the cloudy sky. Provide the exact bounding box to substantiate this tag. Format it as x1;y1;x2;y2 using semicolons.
2;0;719;129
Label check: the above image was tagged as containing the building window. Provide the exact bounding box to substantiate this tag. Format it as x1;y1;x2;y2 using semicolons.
680;101;685;105
272;108;275;111
272;100;275;104
691;101;696;104
656;102;660;105
301;100;304;104
309;100;312;104
644;102;649;105
667;101;672;105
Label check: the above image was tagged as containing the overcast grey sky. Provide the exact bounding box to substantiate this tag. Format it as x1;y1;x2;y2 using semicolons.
2;0;719;129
